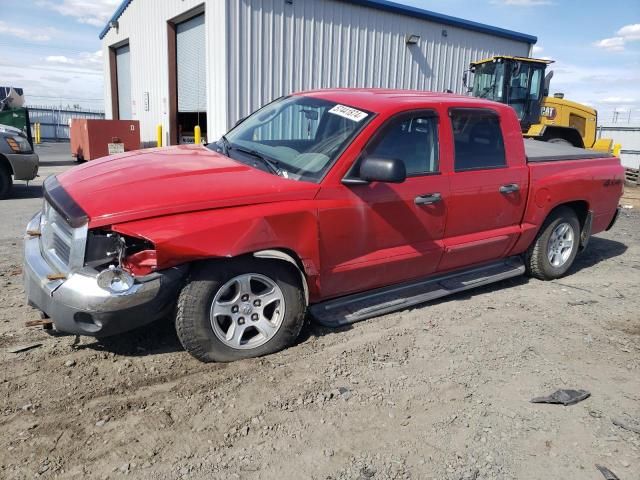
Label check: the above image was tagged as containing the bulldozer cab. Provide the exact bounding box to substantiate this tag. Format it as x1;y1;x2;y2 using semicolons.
467;56;553;131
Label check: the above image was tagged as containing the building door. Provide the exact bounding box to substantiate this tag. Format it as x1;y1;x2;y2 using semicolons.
176;13;207;144
115;44;131;120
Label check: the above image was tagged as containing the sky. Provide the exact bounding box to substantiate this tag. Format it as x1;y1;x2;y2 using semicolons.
1;0;638;122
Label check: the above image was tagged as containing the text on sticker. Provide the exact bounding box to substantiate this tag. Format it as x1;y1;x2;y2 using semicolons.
328;104;368;122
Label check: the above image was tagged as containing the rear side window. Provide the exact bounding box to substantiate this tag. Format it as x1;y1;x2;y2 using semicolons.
450;109;506;171
368;114;439;175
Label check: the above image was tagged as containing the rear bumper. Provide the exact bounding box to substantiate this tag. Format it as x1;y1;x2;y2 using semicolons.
606;206;621;231
7;152;39;181
23;214;186;337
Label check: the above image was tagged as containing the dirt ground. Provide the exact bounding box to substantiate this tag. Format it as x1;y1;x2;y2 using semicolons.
1;149;639;479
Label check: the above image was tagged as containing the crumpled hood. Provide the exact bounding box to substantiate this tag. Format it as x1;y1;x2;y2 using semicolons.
57;145;320;228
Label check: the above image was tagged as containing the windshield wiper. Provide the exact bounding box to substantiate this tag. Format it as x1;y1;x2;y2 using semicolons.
229;144;283;177
220;135;231;155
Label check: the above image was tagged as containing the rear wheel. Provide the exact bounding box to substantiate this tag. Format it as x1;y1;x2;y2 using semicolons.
175;258;306;362
0;164;13;199
526;207;580;280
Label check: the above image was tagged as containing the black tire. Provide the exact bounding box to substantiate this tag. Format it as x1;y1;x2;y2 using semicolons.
526;206;580;280
0;164;13;199
546;137;572;146
175;258;306;362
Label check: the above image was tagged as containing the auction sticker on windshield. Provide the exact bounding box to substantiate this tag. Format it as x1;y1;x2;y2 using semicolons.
328;104;368;122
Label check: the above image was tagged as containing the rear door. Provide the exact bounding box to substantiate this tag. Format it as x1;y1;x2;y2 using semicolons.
438;108;527;272
318;110;449;298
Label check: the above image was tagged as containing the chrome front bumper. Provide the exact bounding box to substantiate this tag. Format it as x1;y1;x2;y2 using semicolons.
23;213;186;337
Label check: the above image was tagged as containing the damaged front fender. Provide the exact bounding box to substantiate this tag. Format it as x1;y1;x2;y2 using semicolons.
111;201;322;301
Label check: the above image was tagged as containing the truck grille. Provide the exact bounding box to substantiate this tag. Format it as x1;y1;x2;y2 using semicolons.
52;231;71;264
40;200;87;273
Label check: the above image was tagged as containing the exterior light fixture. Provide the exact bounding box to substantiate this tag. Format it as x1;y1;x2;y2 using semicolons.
405;34;420;45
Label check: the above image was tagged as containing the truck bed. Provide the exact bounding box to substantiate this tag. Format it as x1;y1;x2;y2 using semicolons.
525;138;611;162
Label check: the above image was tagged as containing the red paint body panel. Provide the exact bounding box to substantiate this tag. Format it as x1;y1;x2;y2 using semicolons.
70;119;140;161
58;145;320;228
509;157;624;255
56;89;624;304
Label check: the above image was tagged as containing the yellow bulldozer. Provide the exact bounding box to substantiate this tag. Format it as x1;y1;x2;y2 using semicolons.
464;56;619;154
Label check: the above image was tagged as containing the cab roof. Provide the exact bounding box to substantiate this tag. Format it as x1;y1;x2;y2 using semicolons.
295;88;505;114
471;56;554;66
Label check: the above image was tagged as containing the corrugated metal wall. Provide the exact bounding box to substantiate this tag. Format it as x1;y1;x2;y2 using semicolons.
103;0;531;143
226;0;530;129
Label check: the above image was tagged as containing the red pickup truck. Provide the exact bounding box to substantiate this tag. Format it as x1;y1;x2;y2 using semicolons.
24;90;623;362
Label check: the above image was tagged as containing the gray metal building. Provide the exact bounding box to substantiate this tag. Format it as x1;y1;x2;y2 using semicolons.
100;0;536;145
598;123;640;169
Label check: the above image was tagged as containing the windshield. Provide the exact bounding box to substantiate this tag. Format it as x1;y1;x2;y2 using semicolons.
212;96;373;182
472;62;505;102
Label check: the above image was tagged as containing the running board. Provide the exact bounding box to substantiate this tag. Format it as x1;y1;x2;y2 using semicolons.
310;257;525;328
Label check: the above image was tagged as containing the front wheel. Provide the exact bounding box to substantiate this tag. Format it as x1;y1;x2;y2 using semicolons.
175;258;306;362
526;207;580;280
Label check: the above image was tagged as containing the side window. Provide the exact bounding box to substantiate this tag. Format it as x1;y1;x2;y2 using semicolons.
368;114;439;175
450;110;506;171
530;67;543;98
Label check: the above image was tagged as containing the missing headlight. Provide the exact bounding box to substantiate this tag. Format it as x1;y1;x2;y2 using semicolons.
85;230;154;270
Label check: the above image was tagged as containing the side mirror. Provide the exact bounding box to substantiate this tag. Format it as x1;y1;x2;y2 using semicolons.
462;70;474;93
543;70;554;98
359;156;406;183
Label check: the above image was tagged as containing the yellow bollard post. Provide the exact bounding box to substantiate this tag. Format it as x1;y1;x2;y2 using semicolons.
36;123;41;144
194;125;201;145
613;143;621;157
157;124;163;148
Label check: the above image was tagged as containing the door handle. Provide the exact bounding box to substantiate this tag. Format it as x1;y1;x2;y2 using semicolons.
415;193;442;205
499;183;520;194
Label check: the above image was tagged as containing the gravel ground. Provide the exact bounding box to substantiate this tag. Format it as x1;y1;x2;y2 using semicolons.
1;144;639;480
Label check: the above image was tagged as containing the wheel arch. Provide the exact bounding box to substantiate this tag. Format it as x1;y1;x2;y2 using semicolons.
551;200;589;228
182;248;311;306
252;248;309;306
0;153;14;175
542;126;584;148
544;200;592;249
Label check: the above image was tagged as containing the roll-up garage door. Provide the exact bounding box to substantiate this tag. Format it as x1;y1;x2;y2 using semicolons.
116;44;131;120
176;13;206;113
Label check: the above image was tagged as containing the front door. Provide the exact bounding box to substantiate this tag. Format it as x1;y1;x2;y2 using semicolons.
438;108;527;272
318;111;449;299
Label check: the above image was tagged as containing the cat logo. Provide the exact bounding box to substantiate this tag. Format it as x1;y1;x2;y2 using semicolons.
541;106;556;119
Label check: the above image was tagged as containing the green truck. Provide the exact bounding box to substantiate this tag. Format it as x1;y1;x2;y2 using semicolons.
0;88;38;198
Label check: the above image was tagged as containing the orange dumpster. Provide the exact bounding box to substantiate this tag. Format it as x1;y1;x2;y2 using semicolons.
70;119;140;161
